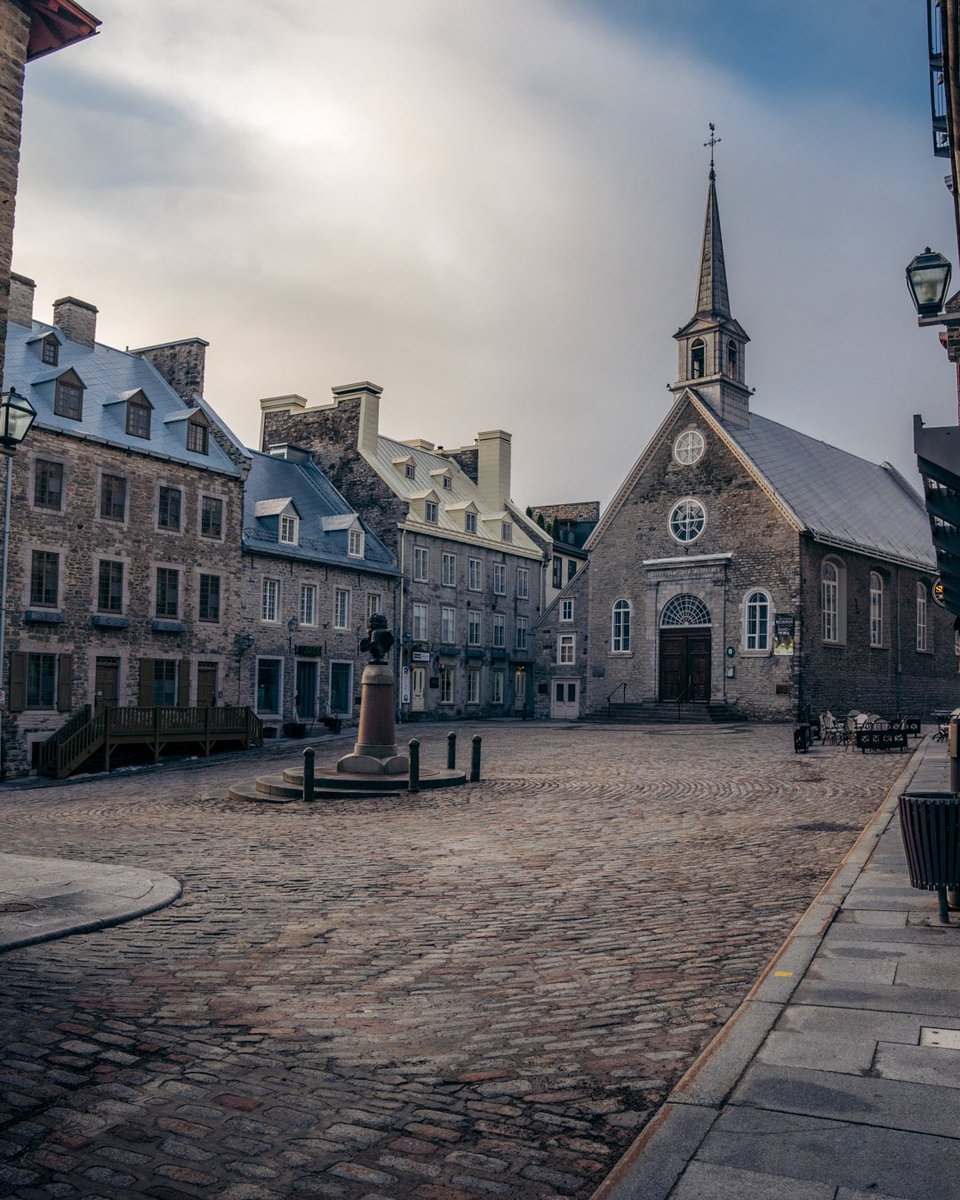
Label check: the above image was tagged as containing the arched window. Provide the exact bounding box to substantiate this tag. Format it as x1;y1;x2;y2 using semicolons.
744;590;771;651
612;599;632;652
917;582;928;652
727;339;738;377
870;572;884;647
821;558;846;644
690;338;705;378
660;593;711;627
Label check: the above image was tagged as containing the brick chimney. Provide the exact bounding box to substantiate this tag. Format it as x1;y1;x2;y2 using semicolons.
477;429;512;512
8;273;34;327
52;295;97;347
131;337;208;405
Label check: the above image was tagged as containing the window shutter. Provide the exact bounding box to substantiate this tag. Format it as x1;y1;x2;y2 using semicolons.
178;659;191;707
138;658;155;707
9;652;26;713
56;654;73;712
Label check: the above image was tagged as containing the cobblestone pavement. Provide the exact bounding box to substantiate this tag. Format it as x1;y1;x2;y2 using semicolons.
0;722;909;1199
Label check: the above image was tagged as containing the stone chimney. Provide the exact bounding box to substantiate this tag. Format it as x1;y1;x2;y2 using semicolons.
131;337;208;405
331;381;383;456
477;429;512;512
8;273;34;327
52;295;97;347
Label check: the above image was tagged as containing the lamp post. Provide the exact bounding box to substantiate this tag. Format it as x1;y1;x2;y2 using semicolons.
906;247;960;421
0;388;36;779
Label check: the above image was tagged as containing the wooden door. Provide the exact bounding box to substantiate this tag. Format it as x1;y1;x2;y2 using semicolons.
95;657;119;708
659;631;711;702
411;666;427;712
197;662;218;707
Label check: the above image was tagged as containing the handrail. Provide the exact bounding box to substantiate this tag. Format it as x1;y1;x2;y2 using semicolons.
607;682;626;718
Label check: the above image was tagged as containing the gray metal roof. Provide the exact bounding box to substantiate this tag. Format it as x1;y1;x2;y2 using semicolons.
244;451;397;574
3;319;243;477
723;410;935;569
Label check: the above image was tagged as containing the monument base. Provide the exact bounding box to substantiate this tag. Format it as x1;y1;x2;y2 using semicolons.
337;751;409;775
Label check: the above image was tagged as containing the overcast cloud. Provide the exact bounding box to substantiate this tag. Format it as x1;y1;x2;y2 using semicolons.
11;1;959;508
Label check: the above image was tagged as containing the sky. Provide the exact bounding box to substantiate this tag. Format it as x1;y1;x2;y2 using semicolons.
11;1;960;510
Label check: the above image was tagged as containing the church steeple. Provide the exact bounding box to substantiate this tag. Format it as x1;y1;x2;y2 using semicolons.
671;129;751;428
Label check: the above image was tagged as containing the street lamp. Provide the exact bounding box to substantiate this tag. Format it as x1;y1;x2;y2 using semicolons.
0;387;37;778
906;247;954;321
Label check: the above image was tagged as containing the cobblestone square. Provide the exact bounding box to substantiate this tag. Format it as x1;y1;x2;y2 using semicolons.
0;723;910;1198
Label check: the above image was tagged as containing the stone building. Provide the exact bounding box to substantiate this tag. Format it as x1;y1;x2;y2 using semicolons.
527;501;598;606
575;165;958;722
242;447;398;734
260;384;546;718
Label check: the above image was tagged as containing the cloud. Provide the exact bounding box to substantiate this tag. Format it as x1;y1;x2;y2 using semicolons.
12;0;958;508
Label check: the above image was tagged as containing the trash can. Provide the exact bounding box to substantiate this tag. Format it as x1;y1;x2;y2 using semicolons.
898;791;960;923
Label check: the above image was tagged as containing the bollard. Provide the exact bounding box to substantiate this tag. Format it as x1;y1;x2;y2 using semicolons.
470;734;482;783
409;738;420;793
447;731;457;770
302;746;315;802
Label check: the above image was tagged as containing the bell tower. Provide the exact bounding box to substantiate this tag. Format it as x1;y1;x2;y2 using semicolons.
671;127;751;427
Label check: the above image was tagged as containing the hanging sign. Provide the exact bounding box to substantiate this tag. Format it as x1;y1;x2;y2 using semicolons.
773;614;795;656
934;578;947;608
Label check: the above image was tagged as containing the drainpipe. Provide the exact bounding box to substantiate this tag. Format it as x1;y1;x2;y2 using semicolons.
397;527;405;719
895;568;902;717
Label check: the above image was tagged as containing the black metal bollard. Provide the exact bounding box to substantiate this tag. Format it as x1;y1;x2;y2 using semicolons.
470;734;482;783
302;746;315;802
409;738;420;793
447;731;457;770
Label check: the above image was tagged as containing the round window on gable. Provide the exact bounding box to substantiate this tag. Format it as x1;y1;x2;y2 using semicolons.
673;429;705;466
669;498;706;544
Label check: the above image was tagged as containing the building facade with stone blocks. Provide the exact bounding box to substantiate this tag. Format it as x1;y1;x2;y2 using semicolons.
260;384;547;718
532;560;591;719
241;448;398;735
527;501;598;607
578;166;958;723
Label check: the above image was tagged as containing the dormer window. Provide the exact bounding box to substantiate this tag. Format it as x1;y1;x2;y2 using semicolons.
41;336;59;366
443;476;452;489
425;500;438;524
187;418;209;455
280;514;299;545
465;511;477;534
54;377;83;421
406;463;416;479
126;399;152;439
501;521;513;542
348;528;364;557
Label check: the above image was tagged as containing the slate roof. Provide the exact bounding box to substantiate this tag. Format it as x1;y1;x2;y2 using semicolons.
3;319;242;477
720;409;935;570
243;451;397;574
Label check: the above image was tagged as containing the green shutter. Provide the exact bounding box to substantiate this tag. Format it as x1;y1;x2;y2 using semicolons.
9;652;26;713
138;658;155;707
56;654;73;713
178;659;191;707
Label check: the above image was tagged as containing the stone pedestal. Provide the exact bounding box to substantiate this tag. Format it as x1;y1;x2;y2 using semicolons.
337;662;408;775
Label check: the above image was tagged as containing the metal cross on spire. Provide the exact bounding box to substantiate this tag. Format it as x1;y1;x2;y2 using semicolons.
704;122;721;177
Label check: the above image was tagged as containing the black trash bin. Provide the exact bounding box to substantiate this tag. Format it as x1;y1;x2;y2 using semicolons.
898;791;960;923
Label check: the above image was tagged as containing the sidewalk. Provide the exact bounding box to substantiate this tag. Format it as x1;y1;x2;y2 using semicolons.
0;853;181;952
595;736;960;1200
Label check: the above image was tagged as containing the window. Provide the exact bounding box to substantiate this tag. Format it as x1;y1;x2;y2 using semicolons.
468;558;482;591
300;583;317;626
612;599;631;652
126;401;151;439
439;664;455;704
425;500;438;524
199;573;221;622
514;668;527;706
157;486;182;531
405;462;416;480
493;614;505;647
744;590;771;652
673;429;705;465
821;559;845;644
441;606;456;643
468;610;481;646
516;616;528;651
443;476;452;490
280;514;299;545
493;562;506;595
690;338;705;378
152;660;178;707
917;582;929;652
30;550;59;607
568;559;577;582
99;473;127;521
97;560;124;613
27;653;57;707
558;633;575;664
41;337;58;366
560;598;574;623
334;588;351;629
442;552;456;587
552;557;563;589
467;669;481;704
491;669;504;704
256;658;282;713
727;339;739;376
412;603;429;641
187;419;209;455
201;495;224;539
156;567;180;618
517;567;529;600
660;593;711;627
669;498;706;544
501;521;513;542
261;577;279;623
348;528;364;558
367;592;382;619
54;378;82;420
465;511;477;534
34;460;63;510
870;571;884;647
413;546;429;582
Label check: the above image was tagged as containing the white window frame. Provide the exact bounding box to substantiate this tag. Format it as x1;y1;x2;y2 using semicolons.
491;669;505;704
261;577;280;624
501;521;513;542
517;566;529;600
300;583;317;626
348;528;364;558
439;664;455;704
611;599;631;653
412;602;429;641
468;557;482;591
334;587;351;630
441;552;457;587
870;571;884;648
441;605;456;644
516;616;528;651
668;497;706;545
413;546;429;582
280;514;299;545
367;592;382;619
468;609;481;646
557;632;575;665
492;613;505;648
493;563;506;595
821;558;846;644
917;582;929;652
465;511;477;534
744;589;772;653
425;500;439;524
560;598;574;623
467;668;481;705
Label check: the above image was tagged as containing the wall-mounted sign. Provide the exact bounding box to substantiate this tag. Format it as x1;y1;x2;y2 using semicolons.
934;578;947;608
726;645;735;658
412;651;431;662
773;614;795;656
401;666;411;704
295;645;323;657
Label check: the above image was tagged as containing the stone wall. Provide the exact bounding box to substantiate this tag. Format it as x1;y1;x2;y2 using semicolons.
533;564;591;719
0;3;31;390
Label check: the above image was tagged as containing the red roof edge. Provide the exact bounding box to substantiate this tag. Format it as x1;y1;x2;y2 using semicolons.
25;0;101;62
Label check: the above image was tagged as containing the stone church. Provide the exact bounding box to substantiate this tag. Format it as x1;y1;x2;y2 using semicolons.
537;165;959;722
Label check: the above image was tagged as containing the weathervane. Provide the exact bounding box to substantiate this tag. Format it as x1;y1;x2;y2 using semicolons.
704;122;721;177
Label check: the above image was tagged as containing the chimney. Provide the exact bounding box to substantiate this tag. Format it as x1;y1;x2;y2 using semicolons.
331;381;383;456
52;295;97;347
8;273;34;327
131;337;208;405
477;429;512;512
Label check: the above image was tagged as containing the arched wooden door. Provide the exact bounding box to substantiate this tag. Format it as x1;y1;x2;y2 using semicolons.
658;594;711;703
